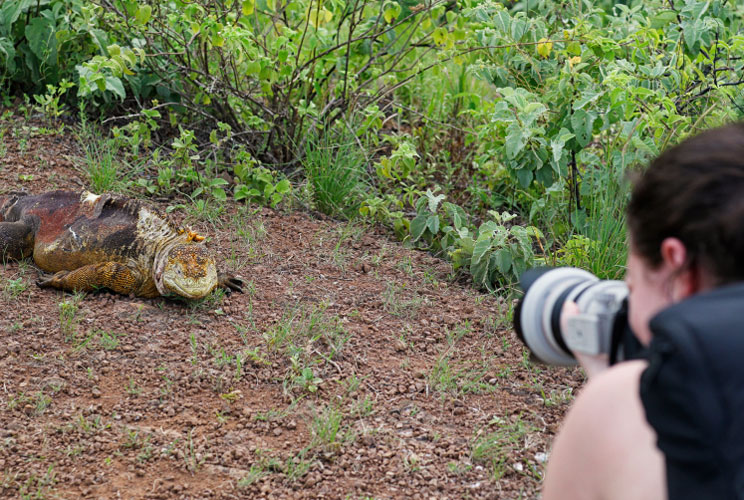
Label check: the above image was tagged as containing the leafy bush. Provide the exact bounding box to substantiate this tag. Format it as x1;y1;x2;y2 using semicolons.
410;190;542;290
79;0;464;167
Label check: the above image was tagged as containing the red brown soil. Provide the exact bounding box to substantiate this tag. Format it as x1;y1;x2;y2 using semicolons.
0;115;584;499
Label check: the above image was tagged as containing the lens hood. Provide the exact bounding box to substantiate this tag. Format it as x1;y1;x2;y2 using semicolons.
515;267;597;365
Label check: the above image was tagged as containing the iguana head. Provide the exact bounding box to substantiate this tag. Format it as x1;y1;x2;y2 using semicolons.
157;242;218;299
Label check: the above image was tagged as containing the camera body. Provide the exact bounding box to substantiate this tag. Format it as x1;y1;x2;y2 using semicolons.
514;267;639;366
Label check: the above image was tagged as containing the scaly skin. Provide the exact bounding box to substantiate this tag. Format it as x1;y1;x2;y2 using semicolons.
0;190;241;299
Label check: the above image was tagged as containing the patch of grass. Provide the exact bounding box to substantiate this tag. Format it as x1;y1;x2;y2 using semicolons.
265;304;351;399
126;378;141;397
58;292;85;342
6;391;52;416
350;396;375;418
381;282;424;318
445;321;472;345
184;197;225;223
73;413;110;434
75;329;124;351
237;464;269;488
471;414;539;481
182;429;205;472
18;465;57;500
428;354;495;397
78;135;129;193
2;276;28;300
534;384;574;407
329;221;366;269
187;286;226;312
309;404;354;454
303;132;370;219
263;303;351;361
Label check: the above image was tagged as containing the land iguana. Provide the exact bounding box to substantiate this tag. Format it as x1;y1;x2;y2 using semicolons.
0;190;242;299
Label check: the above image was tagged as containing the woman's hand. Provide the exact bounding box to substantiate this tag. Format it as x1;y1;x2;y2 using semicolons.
561;300;610;378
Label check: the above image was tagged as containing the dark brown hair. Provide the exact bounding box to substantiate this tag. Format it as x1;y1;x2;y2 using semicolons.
627;122;744;284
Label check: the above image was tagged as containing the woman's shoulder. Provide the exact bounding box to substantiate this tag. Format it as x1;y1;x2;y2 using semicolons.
579;360;648;412
561;360;649;454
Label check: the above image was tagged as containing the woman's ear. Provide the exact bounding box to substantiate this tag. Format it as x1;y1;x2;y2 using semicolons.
659;237;700;299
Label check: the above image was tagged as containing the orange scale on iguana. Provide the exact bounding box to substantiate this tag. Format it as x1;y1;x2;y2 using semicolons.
0;190;242;299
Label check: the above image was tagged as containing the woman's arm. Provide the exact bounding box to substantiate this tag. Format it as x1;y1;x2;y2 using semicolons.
542;360;665;500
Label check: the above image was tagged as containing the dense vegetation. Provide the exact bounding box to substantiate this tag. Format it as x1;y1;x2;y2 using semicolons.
2;0;743;289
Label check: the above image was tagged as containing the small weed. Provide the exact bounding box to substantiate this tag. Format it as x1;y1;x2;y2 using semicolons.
446;321;472;346
3;276;27;299
309;404;352;453
7;392;28;411
428;354;494;397
184;197;225;223
33;392;52;416
342;373;362;394
18;465;57;500
64;444;85;457
282;450;313;482
264;303;351;363
58;292;84;342
122;428;150;451
403;452;421;472
160;375;174;398
395;256;414;276
75;413;110;434
291;366;323;394
189;333;199;365
237;464;269;488
536;385;574;407
76;329;124;351
447;461;473;475
381;282;424;318
8;391;52;416
350;396;375;418
183;429;205;472
471;414;538;481
98;329;123;350
253;408;286;422
331;222;366;269
126;378;141;397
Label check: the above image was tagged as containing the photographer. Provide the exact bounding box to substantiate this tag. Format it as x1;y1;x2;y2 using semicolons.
541;123;744;500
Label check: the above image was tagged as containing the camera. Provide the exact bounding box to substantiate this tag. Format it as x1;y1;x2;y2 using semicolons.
514;267;641;366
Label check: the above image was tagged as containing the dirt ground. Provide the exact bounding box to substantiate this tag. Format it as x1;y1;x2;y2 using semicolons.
0;115;584;499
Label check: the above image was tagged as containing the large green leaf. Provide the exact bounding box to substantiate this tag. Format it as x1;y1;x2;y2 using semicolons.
471;236;493;266
410;215;428;241
25;16;56;64
470;255;490;288
426;214;440;235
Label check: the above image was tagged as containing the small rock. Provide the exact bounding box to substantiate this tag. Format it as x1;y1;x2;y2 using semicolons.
91;387;102;399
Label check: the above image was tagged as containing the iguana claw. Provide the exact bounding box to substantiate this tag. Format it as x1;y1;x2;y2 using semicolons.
36;271;58;288
219;275;244;294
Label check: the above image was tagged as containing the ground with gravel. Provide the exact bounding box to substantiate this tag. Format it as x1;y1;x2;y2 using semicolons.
0;115;583;499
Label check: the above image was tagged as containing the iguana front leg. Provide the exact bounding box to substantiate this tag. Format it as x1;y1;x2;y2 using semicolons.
36;262;146;296
0;219;35;260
